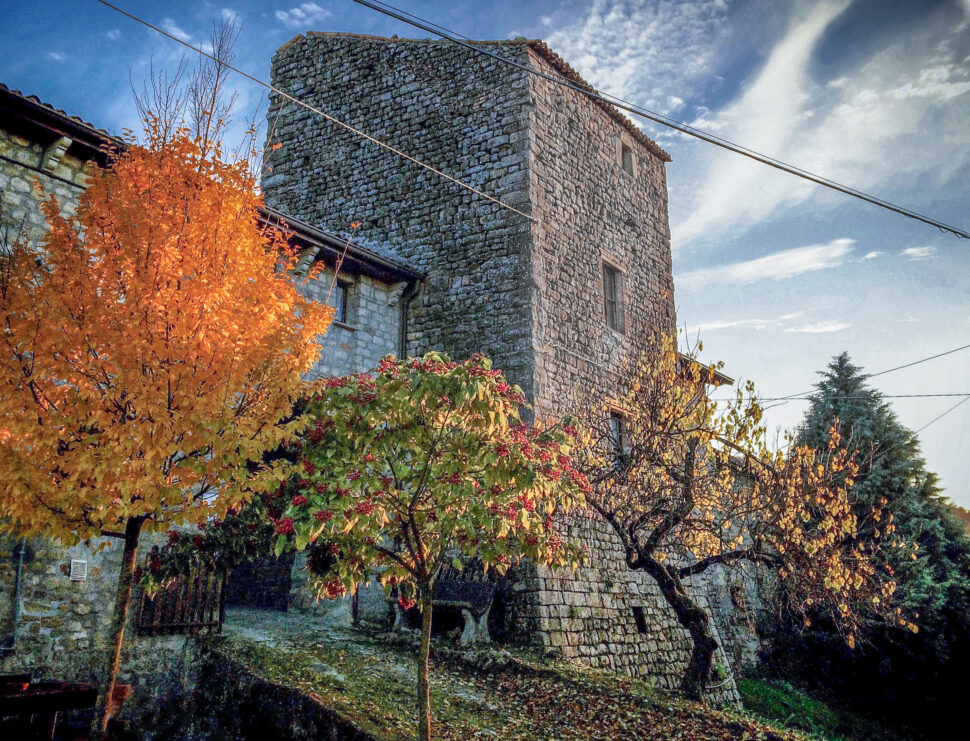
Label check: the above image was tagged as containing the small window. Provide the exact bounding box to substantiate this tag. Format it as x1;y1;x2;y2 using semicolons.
609;410;630;469
328;280;350;324
609;411;627;455
621;143;634;175
602;262;624;333
632;606;648;634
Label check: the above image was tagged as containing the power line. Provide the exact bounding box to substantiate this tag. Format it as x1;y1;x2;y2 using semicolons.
912;395;969;436
755;342;970;403
91;0;537;224
355;0;970;240
867;342;970;380
750;393;970;402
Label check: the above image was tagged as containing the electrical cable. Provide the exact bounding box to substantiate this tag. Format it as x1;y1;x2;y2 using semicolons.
92;0;538;223
354;0;970;240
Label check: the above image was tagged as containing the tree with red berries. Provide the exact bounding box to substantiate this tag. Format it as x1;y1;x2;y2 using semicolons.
274;352;589;741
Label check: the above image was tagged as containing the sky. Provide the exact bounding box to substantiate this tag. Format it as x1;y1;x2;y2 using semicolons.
2;0;968;504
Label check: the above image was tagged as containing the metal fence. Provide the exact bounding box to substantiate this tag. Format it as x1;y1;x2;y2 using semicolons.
136;549;226;636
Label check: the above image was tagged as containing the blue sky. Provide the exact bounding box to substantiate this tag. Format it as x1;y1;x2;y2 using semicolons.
2;0;969;504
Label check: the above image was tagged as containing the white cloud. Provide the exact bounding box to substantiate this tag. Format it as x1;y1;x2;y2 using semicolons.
902;246;938;260
673;1;851;246
860;250;882;261
670;1;970;248
106;28;121;41
221;8;239;22
48;52;66;62
890;65;970;101
678;238;855;289
545;0;729;109
275;3;331;29
683;311;852;336
783;320;851;333
161;18;192;43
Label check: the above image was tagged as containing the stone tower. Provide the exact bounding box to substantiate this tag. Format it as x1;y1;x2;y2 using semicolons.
264;33;742;701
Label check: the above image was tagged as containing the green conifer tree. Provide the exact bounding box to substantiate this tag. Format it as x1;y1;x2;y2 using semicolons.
776;352;970;731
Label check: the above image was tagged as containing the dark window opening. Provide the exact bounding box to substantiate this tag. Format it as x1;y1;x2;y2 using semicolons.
603;263;624;333
621;143;634;175
632;606;648;634
329;280;350;324
609;411;630;469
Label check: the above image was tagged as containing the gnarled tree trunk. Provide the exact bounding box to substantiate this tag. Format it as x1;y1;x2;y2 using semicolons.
641;555;719;702
90;516;144;740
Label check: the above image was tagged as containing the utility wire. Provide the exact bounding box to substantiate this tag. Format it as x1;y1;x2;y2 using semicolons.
912;395;969;436
866;342;970;380
750;342;970;403
355;0;970;240
750;393;970;402
92;0;538;223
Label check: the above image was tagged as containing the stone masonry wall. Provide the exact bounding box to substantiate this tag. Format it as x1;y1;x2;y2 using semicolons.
0;125;89;241
510;48;738;700
299;266;404;379
264;34;537;400
506;517;739;704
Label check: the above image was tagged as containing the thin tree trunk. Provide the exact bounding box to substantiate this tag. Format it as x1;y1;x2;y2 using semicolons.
641;556;718;703
417;587;433;741
90;516;144;740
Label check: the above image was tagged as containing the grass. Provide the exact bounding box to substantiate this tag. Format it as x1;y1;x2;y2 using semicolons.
736;678;908;741
219;609;810;741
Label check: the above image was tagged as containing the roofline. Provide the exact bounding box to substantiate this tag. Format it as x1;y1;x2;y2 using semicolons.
0;83;120;164
259;207;424;284
678;352;735;387
1;82;423;286
279;33;671;163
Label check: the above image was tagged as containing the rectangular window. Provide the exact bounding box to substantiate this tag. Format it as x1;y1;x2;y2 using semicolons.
609;411;626;455
632;606;648;634
328;280;350;324
621;143;634;175
609;410;630;470
603;262;624;333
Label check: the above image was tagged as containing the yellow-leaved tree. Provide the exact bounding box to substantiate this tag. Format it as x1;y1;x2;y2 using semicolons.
574;334;910;702
0;122;332;736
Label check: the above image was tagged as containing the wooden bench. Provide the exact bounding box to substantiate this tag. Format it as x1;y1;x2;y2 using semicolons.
0;676;132;740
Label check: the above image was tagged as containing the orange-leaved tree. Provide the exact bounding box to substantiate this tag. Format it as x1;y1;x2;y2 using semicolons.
0;123;332;736
574;334;908;702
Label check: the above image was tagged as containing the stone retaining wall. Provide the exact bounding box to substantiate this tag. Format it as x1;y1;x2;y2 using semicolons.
505;514;741;704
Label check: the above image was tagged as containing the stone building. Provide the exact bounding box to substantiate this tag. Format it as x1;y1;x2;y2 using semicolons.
0;31;760;709
262;33;748;699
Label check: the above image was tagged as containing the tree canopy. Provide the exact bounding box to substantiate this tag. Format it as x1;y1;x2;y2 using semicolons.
574;335;903;700
771;352;970;732
273;352;589;741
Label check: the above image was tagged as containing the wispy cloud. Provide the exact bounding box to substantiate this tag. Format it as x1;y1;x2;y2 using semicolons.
545;0;729;113
683;311;850;336
783;320;851;334
48;51;66;62
678;238;855;289
106;28;121;41
861;250;882;261
669;1;970;248
275;3;331;29
161;18;192;43
902;246;938;260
